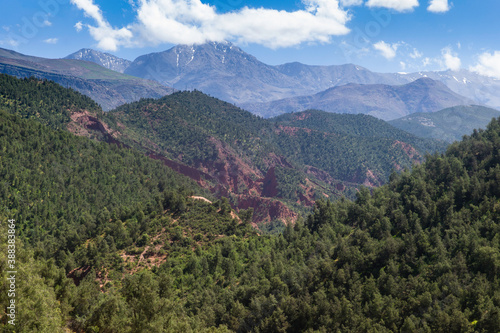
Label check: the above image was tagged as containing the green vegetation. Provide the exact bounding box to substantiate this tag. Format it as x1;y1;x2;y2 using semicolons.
3;112;500;331
389;105;500;143
0;109;214;265
273;109;446;152
0;73;101;130
105;90;274;168
105;92;447;205
2;73;500;332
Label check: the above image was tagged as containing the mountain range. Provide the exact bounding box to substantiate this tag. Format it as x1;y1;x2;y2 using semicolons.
0;48;171;110
243;77;474;120
120;42;500;112
2;43;499;119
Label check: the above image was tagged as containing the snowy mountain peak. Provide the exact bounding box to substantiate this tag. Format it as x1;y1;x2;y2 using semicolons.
65;48;132;73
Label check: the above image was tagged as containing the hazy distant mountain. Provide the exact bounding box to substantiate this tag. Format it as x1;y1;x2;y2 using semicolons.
399;70;500;111
274;62;407;90
123;42;500;112
244;78;474;120
124;41;303;104
124;42;413;105
389;105;500;142
0;48;171;110
65;48;131;73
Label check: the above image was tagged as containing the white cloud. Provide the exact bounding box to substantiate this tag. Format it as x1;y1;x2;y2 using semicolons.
44;38;58;44
366;0;419;12
70;0;133;51
441;47;461;71
0;38;20;48
410;48;422;59
72;0;351;50
373;41;399;59
427;0;450;13
423;57;432;67
470;51;500;79
340;0;363;6
43;20;52;27
74;21;83;32
400;61;406;70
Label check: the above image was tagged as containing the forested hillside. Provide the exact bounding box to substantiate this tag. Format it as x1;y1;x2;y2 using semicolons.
0;74;448;224
104;91;446;222
2;87;500;331
389;105;500;143
0;107;255;332
0;48;172;110
0;74;101;130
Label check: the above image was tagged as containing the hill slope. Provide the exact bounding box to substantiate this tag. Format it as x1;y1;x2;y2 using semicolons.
0;48;171;110
103;90;446;222
5;109;500;332
389;105;500;142
245;78;474;120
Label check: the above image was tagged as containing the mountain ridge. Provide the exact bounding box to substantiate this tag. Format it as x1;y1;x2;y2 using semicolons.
0;47;172;110
65;48;132;73
245;77;474;120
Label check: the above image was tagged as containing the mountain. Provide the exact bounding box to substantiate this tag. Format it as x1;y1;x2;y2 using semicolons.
124;42;414;105
65;48;132;73
102;90;445;222
274;61;406;89
0;73;445;225
400;69;500;110
120;42;500;112
244;78;474;120
389;105;500;142
271;109;445;145
0;48;172;110
124;41;302;105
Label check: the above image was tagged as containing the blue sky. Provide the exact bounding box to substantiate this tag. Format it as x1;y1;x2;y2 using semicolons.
1;0;499;77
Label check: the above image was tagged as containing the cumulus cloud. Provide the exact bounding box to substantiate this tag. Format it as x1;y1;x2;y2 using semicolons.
74;21;83;32
366;0;419;12
373;41;399;59
470;51;500;79
70;0;133;51
427;0;450;13
72;0;351;50
44;38;58;44
441;47;461;71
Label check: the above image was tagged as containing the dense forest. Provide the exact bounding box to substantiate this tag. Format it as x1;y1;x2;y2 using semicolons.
1;74;500;332
106;91;445;184
103;91;447;215
0;74;102;130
